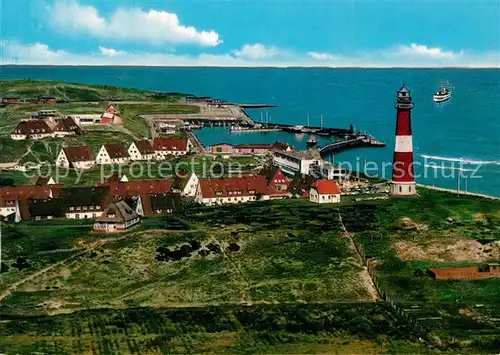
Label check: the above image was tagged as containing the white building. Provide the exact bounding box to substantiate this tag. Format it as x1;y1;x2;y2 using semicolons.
93;200;140;233
196;176;269;206
309;180;341;204
70;114;101;125
309;161;348;180
153;137;191;158
60;186;110;220
56;146;95;170
170;172;199;198
272;149;321;176
128;140;155;161
96;143;130;165
10;120;54;140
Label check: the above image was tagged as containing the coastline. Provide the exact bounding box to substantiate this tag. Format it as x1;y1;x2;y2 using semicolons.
416;183;500;201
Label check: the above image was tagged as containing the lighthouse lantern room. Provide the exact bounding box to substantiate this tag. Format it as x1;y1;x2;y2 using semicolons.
390;83;417;196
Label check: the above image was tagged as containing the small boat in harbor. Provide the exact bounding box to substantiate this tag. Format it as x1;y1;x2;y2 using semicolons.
306;136;317;147
433;83;452;103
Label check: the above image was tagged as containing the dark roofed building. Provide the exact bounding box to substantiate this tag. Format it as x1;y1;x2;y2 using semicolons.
10;120;53;140
288;174;317;198
150;193;182;214
56;146;94;170
20;198;66;221
35;176;56;186
57;186;111;219
53;117;82;136
96;143;130;164
128;140;155;161
93;200;140;233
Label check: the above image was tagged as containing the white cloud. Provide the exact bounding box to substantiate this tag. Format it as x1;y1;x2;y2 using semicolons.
233;43;281;60
308;52;335;61
99;46;119;57
1;42;68;64
1;41;498;68
392;43;463;59
47;0;222;47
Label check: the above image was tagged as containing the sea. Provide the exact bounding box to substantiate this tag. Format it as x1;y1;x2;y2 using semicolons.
1;66;499;197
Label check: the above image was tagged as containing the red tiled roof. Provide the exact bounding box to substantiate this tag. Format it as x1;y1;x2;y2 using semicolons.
104;180;171;197
133;140;155;155
0;186;53;206
153;137;188;151
103;143;129;158
312;180;341;194
199;176;268;199
63;146;93;162
12;120;52;135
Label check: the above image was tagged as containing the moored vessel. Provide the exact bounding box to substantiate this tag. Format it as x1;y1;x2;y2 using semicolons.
306;136;317;147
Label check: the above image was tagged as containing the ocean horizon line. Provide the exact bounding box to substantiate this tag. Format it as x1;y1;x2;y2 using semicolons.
1;64;499;70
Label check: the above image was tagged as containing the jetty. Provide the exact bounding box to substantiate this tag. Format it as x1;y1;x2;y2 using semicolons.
319;135;386;157
245;120;355;137
237;104;278;109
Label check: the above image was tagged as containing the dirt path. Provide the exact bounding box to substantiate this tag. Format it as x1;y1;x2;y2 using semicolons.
16;143;34;163
0;250;87;302
338;211;380;301
0;228;197;302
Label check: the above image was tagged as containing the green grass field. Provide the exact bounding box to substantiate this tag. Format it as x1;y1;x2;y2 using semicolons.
0;303;427;355
1;191;500;353
0;80;154;102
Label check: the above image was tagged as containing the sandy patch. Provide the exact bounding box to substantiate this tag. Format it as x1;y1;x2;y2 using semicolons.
400;217;429;232
394;239;500;263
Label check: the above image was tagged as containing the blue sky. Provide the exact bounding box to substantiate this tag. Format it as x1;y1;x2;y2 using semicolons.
1;0;499;67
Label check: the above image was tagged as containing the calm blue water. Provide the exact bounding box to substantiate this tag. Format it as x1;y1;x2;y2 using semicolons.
2;66;500;197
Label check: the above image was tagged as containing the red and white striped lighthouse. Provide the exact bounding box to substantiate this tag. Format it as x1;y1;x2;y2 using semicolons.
390;83;416;196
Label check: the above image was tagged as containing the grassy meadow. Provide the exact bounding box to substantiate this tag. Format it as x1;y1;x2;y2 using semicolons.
1;190;500;353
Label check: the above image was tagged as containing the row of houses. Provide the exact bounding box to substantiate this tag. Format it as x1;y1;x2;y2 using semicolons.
0;172;197;223
0;167;341;226
56;137;192;169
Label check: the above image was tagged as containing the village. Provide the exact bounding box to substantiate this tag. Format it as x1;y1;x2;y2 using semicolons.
1;81;500;354
1;91;383;232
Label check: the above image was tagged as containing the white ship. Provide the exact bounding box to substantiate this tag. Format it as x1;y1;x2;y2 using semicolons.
433;83;452;103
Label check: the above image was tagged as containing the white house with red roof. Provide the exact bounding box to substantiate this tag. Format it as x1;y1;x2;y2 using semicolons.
96;143;130;165
309;180;341;204
56;146;95;170
153;137;191;158
128;140;155;161
196;176;269;206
